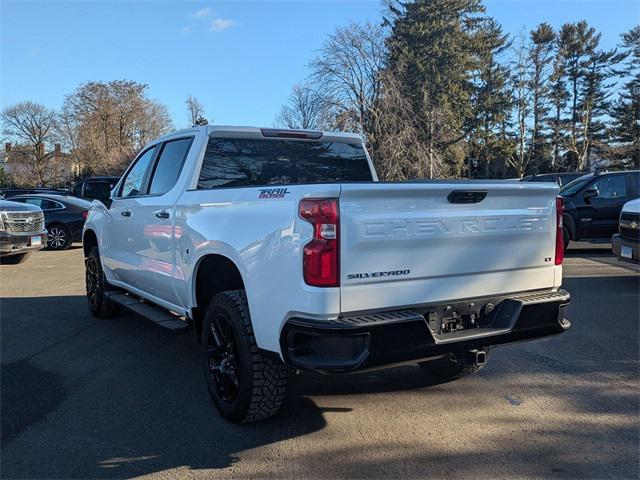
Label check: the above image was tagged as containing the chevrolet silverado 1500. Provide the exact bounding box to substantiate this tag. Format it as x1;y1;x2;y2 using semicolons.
83;126;571;423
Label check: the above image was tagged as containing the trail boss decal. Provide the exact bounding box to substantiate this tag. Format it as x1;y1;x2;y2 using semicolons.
347;269;410;280
258;188;290;199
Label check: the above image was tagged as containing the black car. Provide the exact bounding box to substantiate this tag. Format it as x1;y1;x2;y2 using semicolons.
6;194;93;250
559;170;640;248
72;176;120;201
521;172;586;187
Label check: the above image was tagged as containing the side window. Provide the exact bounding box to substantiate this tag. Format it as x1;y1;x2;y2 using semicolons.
592;175;627;199
40;200;62;210
148;138;192;195
630;173;639;193
23;198;43;208
119;147;156;197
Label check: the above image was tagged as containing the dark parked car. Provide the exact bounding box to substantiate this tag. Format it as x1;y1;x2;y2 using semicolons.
521;172;586;187
72;176;120;201
559;170;640;248
6;194;93;250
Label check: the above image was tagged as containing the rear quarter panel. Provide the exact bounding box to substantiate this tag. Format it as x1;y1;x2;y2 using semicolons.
174;184;341;353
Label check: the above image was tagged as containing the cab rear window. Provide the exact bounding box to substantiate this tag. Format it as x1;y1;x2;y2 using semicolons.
197;137;372;189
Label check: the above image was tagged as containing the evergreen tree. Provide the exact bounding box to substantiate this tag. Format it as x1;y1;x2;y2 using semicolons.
528;23;556;172
579;47;623;167
549;46;568;169
467;17;511;178
608;26;640;168
384;0;487;177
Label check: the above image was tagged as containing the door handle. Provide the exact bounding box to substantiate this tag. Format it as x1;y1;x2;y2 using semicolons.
121;210;131;217
155;210;170;219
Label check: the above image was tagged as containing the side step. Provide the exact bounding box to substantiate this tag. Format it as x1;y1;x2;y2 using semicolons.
106;292;189;333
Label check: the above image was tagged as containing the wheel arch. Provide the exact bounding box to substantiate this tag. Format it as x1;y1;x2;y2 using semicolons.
83;229;98;257
191;253;247;342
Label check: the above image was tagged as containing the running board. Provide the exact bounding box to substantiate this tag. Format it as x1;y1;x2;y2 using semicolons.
105;292;189;333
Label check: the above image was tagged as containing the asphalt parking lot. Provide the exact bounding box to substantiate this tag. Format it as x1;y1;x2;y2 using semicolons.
1;245;638;479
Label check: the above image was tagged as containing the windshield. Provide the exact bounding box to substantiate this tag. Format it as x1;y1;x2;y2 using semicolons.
559;175;592;196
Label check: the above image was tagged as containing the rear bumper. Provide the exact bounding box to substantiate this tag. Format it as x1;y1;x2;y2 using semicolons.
280;289;571;373
0;231;46;257
612;234;640;264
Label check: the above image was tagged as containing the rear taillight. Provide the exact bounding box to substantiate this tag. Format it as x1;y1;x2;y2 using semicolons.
82;211;88;220
555;196;564;265
299;198;339;287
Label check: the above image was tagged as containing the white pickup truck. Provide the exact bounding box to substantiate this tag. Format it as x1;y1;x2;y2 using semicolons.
84;126;571;423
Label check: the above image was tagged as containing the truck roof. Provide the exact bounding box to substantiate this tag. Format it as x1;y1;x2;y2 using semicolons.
155;125;363;144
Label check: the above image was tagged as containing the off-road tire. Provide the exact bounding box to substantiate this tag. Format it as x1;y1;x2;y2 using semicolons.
85;247;120;318
202;290;288;423
0;253;30;265
419;351;490;382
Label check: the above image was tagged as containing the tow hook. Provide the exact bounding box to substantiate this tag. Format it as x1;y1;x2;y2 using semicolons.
466;349;487;366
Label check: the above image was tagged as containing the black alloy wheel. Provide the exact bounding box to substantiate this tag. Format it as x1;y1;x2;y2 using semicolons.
85;247;120;318
206;310;242;402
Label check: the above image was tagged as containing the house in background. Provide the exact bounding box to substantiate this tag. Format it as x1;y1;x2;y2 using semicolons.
1;142;80;187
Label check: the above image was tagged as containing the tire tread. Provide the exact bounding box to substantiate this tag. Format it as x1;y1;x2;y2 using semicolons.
206;290;287;423
86;247;120;318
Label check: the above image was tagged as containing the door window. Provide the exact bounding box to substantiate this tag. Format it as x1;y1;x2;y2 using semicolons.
22;198;43;208
119;147;156;197
14;198;63;210
148;138;192;195
40;199;63;210
592;175;627;199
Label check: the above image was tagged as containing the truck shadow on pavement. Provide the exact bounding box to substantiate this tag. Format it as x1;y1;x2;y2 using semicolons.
1;271;638;479
1;295;351;478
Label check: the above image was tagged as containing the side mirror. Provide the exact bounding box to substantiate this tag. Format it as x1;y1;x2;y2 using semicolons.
583;187;598;203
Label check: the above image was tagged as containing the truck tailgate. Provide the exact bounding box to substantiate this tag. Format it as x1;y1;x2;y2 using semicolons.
339;182;561;313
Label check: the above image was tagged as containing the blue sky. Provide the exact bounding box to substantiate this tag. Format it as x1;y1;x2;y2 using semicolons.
2;0;638;129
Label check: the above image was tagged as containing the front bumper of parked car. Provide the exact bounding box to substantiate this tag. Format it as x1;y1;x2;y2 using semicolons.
0;231;47;257
280;289;571;374
612;233;639;264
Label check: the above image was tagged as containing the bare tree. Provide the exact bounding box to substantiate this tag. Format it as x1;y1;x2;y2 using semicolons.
1;101;65;185
508;31;532;177
61;80;173;175
309;21;386;136
275;83;331;130
186;94;209;126
369;65;434;180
